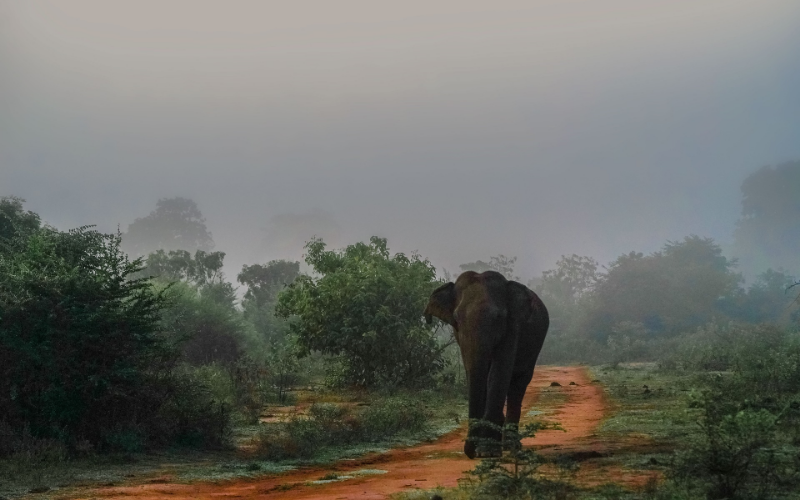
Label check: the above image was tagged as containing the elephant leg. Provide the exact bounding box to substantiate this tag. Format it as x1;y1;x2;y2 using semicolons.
464;356;491;459
478;335;518;457
502;367;534;450
505;367;534;426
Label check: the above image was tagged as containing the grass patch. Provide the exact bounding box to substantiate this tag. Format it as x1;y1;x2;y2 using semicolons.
0;390;466;498
590;363;701;444
252;393;444;461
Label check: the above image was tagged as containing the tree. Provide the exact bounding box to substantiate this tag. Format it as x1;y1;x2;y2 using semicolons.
158;281;244;366
532;254;600;336
276;237;444;388
0;196;41;249
733;161;800;279
587;236;741;339
140;249;245;366
122;197;214;257
142;249;226;287
719;268;798;324
239;260;300;309
238;260;300;343
0;226;173;445
460;254;519;280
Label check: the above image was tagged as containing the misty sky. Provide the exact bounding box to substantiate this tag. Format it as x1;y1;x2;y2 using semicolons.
2;0;799;281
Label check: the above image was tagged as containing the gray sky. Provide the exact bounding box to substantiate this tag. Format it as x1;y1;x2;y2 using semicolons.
2;0;799;281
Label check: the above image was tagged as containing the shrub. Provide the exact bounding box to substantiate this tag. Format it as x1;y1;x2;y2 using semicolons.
466;422;571;500
0;226;231;453
674;391;792;499
276;237;446;388
254;396;430;460
360;396;428;440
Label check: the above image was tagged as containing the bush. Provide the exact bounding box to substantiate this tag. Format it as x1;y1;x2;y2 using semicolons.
666;324;800;498
254;396;430;460
360;396;428;440
673;389;795;499
0;226;231;453
466;422;571;500
276;237;446;388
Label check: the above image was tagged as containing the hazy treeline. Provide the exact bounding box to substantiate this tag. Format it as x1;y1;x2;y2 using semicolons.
532;162;800;365
0;161;797;460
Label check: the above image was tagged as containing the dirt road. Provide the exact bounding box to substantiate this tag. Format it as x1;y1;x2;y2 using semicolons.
64;366;621;500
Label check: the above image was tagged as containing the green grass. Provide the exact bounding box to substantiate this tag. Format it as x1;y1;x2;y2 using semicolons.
590;363;701;444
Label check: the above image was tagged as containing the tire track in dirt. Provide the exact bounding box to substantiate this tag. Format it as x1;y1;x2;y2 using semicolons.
61;366;610;500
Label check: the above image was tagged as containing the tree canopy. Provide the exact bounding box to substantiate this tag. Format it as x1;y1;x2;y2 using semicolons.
587;236;741;339
276;237;444;387
122;197;214;257
0;196;41;250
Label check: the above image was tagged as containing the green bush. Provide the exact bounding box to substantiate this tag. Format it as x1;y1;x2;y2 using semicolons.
674;391;794;499
360;396;428;440
276;237;446;388
254;396;430;460
0;225;232;453
466;422;572;500
255;402;359;460
666;324;800;498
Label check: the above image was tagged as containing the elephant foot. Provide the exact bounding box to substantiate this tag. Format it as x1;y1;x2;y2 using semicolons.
475;443;503;458
465;441;502;459
464;441;477;459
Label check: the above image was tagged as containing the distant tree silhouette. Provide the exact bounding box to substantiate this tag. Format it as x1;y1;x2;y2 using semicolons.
122;197;213;257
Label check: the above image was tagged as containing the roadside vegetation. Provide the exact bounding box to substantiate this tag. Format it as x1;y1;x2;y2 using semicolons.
1;161;800;498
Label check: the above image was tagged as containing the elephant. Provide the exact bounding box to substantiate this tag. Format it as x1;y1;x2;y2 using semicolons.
424;270;549;459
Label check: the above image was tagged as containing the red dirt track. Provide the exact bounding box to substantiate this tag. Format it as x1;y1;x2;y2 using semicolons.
63;366;638;500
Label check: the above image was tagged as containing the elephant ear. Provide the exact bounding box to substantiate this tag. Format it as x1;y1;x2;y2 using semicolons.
424;282;457;326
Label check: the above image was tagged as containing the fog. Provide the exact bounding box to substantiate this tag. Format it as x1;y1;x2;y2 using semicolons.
2;0;799;281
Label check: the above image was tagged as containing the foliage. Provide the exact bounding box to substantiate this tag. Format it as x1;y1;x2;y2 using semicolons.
276;236;445;388
0;196;41;250
137;248;248;367
122;197;214;257
661;323;800;498
718;268;799;324
237;260;304;403
606;321;650;366
158;280;245;366
141;248;227;287
459;254;519;280
733;161;800;279
673;386;797;499
238;260;300;345
0;226;169;446
239;260;300;307
255;396;429;460
587;236;741;341
467;422;570;500
532;254;600;346
0;225;229;450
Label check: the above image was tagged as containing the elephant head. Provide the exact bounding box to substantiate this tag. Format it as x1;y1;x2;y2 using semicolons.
423;281;457;328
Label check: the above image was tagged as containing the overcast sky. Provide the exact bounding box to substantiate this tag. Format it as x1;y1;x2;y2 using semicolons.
2;0;799;281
